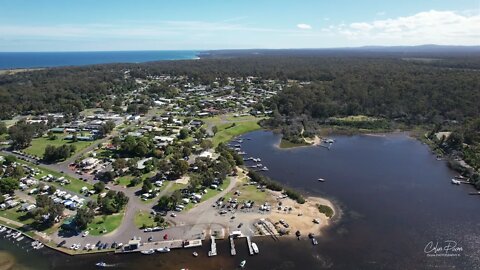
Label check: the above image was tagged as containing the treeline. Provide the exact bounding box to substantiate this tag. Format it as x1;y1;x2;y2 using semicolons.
0;66;135;119
247;170;305;204
43;144;76;163
3;55;479;125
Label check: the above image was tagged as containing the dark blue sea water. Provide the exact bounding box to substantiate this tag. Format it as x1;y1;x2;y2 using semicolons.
0;50;199;69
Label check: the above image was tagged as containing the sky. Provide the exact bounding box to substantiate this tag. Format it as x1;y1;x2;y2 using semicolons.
0;0;479;51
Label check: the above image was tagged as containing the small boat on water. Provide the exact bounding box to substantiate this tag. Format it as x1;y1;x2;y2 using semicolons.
95;262;107;267
318;178;325;182
0;227;6;233
451;179;461;185
16;236;24;241
157;247;171;253
192;251;198;257
312;238;318;245
260;166;269;171
240;260;246;268
251;242;259;254
141;249;155;255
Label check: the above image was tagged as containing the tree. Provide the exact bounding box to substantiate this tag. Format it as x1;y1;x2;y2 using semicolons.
3;155;16;166
8;121;36;149
0;122;7;135
157;196;170;210
212;126;218;135
141;179;153;193
98;171;115;182
178;128;189;140
200;139;213;150
170;159;189;179
74;207;95;230
11;166;25;179
0;178;19;194
43;144;75;162
93;181;105;193
112;158;127;171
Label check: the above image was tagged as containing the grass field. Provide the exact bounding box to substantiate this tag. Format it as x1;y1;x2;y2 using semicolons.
0;207;34;226
225;183;269;203
279;138;310;149
202;114;264;146
24;134;95;158
133;210;156;229
88;212;124;236
212;121;261;146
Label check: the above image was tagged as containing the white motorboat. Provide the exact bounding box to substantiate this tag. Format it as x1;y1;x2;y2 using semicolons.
451;179;461;185
192;251;198;257
16;236;24;241
141;249;155;255
312;238;318;245
95;262;107;267
251;242;259;254
318;178;325;182
240;260;246;268
157;247;171;253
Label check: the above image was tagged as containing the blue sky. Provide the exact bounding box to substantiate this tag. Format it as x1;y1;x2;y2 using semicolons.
0;0;478;51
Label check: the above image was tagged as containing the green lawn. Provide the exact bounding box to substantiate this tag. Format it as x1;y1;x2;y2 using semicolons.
0;207;34;225
116;171;156;187
212;120;262;146
24;134;95;158
279;138;310;149
88;212;124;236
225;182;269;203
133;210;156;229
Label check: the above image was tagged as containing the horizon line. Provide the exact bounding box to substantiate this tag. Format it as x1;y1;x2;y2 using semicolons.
1;44;479;53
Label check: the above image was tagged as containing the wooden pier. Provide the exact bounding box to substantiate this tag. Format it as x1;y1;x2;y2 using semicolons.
246;236;254;255
208;236;217;257
229;236;236;256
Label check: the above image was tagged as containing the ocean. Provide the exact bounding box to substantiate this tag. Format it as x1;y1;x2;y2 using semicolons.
0;50;199;69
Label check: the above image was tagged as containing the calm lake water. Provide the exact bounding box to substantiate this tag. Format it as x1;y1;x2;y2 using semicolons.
1;131;479;269
0;51;199;69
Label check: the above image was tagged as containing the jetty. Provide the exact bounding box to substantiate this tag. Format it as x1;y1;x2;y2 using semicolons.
246;236;254;255
208;236;217;257
229;236;236;256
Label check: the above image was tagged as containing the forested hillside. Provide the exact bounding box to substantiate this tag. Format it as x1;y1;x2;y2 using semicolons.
0;66;134;119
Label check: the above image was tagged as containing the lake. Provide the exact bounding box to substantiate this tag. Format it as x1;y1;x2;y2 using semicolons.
0;51;199;69
1;131;479;269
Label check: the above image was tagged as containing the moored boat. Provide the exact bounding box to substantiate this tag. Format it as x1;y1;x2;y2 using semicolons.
312;238;318;245
251;242;259;254
141;249;155;255
240;260;246;268
157;247;171;253
192;251;198;257
95;262;107;267
451;179;461;185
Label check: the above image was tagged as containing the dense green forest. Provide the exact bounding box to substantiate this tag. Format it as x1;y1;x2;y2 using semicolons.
0;66;135;119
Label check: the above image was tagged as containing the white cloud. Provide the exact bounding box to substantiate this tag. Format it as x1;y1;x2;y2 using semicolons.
296;23;312;30
332;10;480;45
